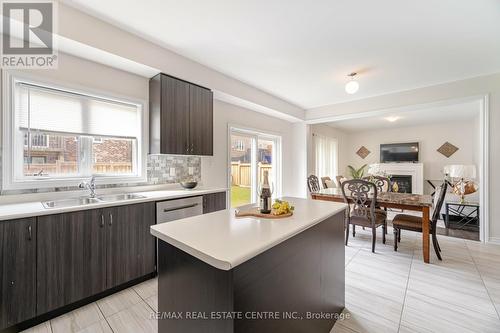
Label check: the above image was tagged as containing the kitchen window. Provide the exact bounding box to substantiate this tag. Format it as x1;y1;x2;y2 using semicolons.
2;73;146;190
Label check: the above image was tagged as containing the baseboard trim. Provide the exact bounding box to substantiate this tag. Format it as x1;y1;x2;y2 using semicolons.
488;237;500;244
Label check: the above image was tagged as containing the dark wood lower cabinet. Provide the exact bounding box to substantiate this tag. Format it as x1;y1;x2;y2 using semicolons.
0;218;37;330
36;201;156;316
0;196;208;330
203;192;227;214
106;202;156;288
36;209;107;314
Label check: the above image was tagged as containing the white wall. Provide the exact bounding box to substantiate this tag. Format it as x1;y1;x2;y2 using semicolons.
4;54;305;198
8;52;149;101
306;72;499;241
340;118;480;191
201;100;297;197
309;118;481;194
0;3;310;200
291;122;310;198
57;3;304;121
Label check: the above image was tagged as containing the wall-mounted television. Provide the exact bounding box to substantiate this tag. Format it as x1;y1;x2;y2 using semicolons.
380;142;419;163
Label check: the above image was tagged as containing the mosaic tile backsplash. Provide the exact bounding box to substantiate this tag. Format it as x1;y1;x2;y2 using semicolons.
147;155;201;184
0;155;201;195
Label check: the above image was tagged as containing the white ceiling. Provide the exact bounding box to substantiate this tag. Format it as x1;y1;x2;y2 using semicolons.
63;0;500;109
326;101;480;132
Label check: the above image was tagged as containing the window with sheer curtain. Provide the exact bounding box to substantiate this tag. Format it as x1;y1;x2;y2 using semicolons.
3;75;145;189
314;134;338;181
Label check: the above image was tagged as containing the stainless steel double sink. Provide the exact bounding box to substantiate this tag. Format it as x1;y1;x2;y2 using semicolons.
42;193;146;209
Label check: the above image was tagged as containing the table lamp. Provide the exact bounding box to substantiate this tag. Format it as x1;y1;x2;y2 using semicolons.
443;165;477;203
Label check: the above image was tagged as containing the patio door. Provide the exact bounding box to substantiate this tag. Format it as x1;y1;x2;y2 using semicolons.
229;127;281;208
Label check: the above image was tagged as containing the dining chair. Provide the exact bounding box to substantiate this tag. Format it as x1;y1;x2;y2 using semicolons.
321;176;335;188
307;175;321;194
341;179;387;252
392;182;448;260
363;175;391;193
363;175;391;233
336;175;345;188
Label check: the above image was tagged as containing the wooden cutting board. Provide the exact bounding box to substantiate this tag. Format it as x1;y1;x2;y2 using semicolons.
235;207;293;219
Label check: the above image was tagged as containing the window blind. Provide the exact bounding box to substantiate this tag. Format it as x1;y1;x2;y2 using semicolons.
16;83;140;138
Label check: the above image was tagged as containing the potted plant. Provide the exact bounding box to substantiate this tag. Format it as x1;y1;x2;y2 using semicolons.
347;164;367;179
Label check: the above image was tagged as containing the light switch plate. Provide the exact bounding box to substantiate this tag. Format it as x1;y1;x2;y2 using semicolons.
169;167;176;176
188;167;194;175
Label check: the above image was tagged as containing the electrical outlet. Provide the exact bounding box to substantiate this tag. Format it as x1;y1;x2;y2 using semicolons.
169;167;176;176
188;167;194;175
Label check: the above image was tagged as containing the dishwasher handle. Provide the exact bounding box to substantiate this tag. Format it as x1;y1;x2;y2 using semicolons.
156;196;203;223
163;203;199;213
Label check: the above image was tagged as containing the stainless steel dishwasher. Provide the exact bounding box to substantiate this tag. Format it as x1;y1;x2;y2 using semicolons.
156;196;203;224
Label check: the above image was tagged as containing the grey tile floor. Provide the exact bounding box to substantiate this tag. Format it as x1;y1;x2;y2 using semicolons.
333;226;500;333
23;227;500;333
22;278;158;333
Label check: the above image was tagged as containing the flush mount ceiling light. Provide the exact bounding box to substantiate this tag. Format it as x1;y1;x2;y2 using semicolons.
385;116;401;122
345;72;359;94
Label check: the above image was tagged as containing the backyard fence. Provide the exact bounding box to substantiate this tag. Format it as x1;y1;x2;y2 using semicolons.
231;162;272;187
24;162;133;176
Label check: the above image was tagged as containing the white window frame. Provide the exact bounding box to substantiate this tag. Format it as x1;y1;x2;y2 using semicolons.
2;70;148;190
228;125;282;205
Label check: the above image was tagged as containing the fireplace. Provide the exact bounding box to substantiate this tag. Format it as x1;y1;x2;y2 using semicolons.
369;163;423;194
391;175;412;193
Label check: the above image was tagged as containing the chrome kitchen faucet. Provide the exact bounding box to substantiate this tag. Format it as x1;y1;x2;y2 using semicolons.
78;176;97;198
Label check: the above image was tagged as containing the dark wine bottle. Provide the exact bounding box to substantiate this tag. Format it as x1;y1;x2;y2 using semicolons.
259;170;272;214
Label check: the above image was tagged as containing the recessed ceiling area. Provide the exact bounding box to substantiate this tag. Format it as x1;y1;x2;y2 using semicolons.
62;0;500;109
325;100;480;133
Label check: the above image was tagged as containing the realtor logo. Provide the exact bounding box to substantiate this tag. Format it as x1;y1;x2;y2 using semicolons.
1;0;58;68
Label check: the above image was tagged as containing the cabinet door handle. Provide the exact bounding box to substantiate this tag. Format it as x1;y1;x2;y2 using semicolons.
101;214;105;228
27;225;32;240
109;213;113;226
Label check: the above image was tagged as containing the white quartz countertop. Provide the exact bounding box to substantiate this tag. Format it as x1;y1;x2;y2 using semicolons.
0;187;227;221
150;197;347;270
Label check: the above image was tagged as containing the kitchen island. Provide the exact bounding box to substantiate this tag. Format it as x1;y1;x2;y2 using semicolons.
150;197;347;333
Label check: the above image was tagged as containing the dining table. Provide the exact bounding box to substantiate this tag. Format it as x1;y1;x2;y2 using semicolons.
311;188;433;263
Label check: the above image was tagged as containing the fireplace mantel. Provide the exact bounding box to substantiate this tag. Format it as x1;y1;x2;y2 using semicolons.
368;163;424;195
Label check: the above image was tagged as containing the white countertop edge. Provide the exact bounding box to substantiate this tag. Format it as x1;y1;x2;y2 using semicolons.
229;204;346;268
150;228;233;270
0;187;228;221
151;203;347;271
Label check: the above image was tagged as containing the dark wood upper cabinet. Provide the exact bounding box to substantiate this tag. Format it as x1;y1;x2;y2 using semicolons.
155;74;190;155
105;202;156;288
0;218;37;330
190;84;213;155
203;192;227;214
36;209;107;314
150;73;213;155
